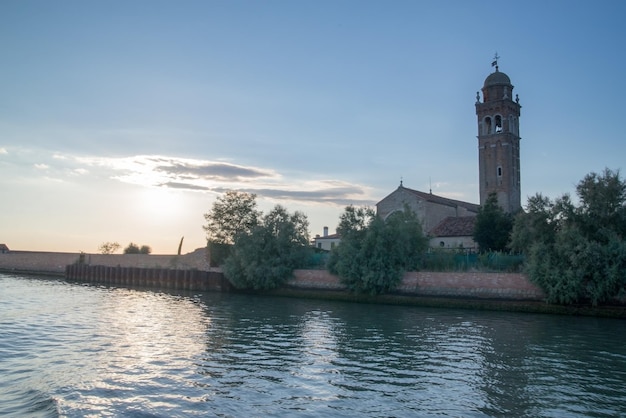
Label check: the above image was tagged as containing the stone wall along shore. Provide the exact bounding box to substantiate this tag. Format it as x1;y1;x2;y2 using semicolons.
1;249;545;301
0;248;210;275
289;269;545;301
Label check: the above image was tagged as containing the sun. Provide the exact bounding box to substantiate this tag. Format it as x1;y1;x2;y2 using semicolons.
138;186;184;221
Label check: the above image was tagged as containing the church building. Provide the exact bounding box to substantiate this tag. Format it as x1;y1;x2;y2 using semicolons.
375;58;522;249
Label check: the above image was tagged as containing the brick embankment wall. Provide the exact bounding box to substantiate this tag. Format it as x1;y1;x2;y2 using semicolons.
398;271;545;300
1;251;545;302
0;249;211;275
290;269;545;301
65;264;230;292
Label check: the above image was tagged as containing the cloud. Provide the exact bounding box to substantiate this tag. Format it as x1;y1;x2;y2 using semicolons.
152;159;274;180
70;154;376;206
6;148;378;207
0;148;7;155
159;181;211;191
213;181;376;206
71;168;89;176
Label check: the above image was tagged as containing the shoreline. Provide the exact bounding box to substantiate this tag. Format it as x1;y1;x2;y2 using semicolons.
1;250;625;318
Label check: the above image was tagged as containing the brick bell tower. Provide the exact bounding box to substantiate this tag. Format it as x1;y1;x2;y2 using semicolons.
475;54;522;213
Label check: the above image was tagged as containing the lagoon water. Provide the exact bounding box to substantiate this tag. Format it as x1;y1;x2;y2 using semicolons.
1;273;625;417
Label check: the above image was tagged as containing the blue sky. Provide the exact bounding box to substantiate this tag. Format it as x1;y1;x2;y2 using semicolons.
2;1;625;254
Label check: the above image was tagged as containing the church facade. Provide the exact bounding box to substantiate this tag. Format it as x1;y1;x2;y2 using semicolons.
375;60;522;249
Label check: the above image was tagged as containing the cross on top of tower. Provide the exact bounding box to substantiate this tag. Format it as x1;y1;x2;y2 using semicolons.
491;52;500;72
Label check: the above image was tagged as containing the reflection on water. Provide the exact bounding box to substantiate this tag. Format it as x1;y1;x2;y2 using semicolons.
1;273;625;417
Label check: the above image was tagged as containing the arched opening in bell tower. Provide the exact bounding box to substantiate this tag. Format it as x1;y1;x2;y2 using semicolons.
484;116;492;135
495;115;503;133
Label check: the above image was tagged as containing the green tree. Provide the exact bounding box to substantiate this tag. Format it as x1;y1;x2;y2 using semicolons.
574;168;626;243
223;205;310;290
124;242;140;254
203;191;261;266
510;193;558;254
98;241;120;254
327;206;376;286
123;243;152;254
203;191;261;244
336;205;375;238
328;205;428;295
473;193;514;252
516;168;626;305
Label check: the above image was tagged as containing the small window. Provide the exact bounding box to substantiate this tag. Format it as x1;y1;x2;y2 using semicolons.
317;243;322;249
497;166;503;177
331;242;336;249
439;241;445;247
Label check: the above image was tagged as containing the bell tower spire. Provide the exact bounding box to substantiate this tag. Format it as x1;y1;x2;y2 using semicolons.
475;55;522;213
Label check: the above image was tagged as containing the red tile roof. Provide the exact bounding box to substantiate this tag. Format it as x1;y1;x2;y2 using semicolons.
429;216;476;237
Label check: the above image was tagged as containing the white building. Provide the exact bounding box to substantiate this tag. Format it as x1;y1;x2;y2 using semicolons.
312;227;341;251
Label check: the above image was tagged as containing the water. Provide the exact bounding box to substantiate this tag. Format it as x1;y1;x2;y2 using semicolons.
1;273;625;417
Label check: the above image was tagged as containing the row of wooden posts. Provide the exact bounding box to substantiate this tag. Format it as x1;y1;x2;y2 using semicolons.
65;264;232;292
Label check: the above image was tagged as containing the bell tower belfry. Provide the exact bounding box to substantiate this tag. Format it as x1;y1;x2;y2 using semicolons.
475;54;521;213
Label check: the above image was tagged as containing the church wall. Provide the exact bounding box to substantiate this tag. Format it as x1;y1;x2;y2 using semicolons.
377;188;477;236
377;188;424;223
455;206;477;217
422;202;462;234
429;236;477;250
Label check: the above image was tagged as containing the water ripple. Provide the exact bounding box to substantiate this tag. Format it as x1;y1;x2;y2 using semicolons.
1;274;626;417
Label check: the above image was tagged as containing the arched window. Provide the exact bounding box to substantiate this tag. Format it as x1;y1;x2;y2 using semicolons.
495;115;503;133
484;116;492;135
508;115;516;134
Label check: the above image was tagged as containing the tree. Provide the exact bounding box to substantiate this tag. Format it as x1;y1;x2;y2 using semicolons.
98;241;120;254
327;206;376;287
336;205;376;238
473;193;514;252
203;191;261;266
123;243;151;254
510;193;558;254
223;205;311;290
203;191;261;245
574;168;626;243
328;205;428;295
124;242;140;254
515;168;626;305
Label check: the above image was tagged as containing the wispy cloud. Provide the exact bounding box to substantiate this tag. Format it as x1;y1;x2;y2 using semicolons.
5;148;376;206
71;168;89;176
72;154;375;206
152;158;274;180
159;181;211;191
0;148;7;155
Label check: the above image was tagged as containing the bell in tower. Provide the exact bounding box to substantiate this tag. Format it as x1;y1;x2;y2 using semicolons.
475;54;522;213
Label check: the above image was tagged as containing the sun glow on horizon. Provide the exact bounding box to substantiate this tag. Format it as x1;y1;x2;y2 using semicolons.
136;186;187;222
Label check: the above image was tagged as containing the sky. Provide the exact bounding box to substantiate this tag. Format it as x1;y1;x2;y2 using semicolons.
2;1;625;254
